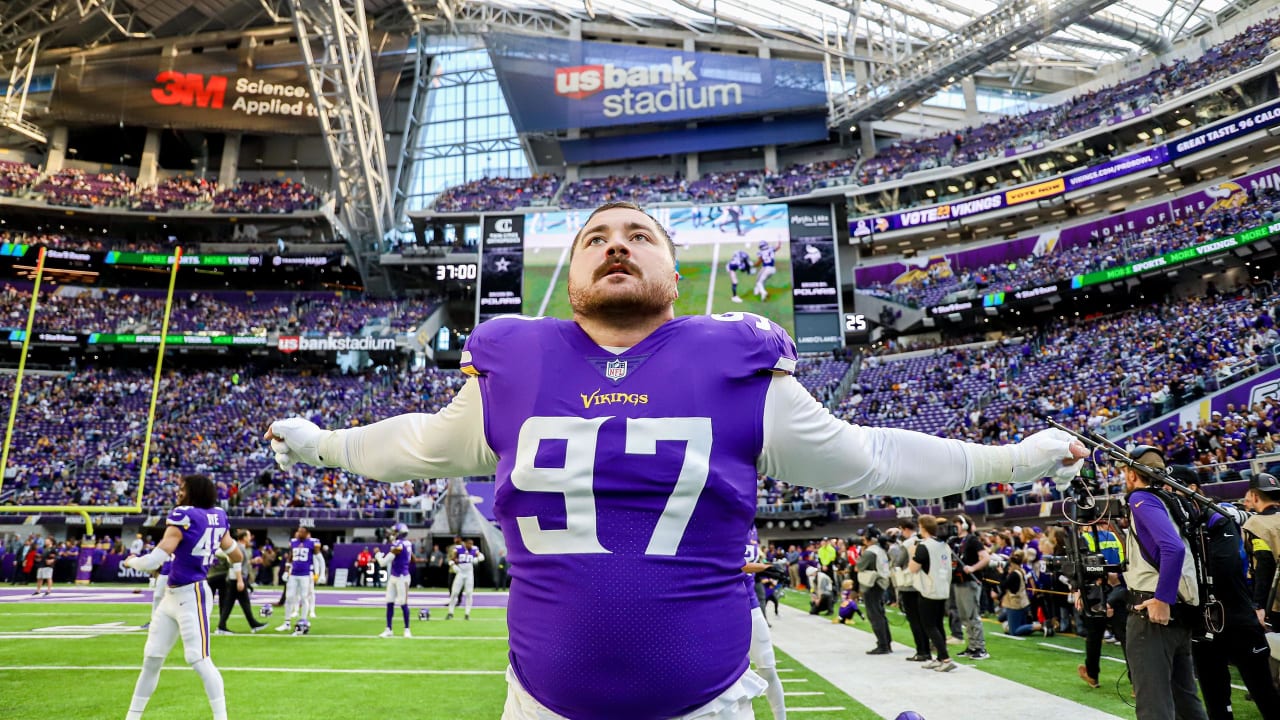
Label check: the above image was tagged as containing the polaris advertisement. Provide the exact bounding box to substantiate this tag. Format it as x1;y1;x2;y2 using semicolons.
787;204;841;351
478;215;526;323
485;34;826;132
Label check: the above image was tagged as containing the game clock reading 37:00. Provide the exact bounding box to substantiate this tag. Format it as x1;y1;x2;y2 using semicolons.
435;263;478;281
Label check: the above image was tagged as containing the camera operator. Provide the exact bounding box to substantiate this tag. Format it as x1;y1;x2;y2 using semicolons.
1121;447;1208;720
856;528;893;655
1241;473;1280;631
1077;517;1127;689
1184;472;1280;720
949;515;990;660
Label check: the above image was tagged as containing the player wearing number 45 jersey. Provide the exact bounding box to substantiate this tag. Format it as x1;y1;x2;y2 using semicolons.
122;475;242;720
267;201;1087;720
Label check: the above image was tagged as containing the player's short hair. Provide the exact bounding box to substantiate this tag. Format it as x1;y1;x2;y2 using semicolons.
181;474;218;509
570;201;676;262
233;529;250;541
898;519;917;531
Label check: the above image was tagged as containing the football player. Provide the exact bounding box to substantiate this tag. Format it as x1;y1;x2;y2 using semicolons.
447;537;484;620
725;249;752;304
122;474;240;720
379;522;414;637
276;526;320;635
753;241;781;301
268;201;1086;720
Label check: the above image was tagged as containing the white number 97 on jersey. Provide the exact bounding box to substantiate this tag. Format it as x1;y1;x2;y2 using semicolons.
511;416;713;557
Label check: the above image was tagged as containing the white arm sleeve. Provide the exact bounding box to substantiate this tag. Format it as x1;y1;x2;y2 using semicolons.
757;374;1016;497
316;378;498;482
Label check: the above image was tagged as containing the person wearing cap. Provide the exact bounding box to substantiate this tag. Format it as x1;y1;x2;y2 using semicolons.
806;565;834;615
1180;472;1280;720
1242;472;1280;631
1121;446;1208;720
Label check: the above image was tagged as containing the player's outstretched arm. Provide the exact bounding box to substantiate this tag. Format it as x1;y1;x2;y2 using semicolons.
123;526;182;572
266;378;498;482
758;375;1086;498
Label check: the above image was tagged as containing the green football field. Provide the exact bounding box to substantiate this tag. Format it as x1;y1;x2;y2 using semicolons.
2;590;1265;719
0;593;867;720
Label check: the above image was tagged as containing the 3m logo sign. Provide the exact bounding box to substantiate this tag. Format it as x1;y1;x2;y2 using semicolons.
151;72;228;108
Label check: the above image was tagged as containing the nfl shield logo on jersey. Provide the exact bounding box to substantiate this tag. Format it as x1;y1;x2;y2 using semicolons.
605;359;627;381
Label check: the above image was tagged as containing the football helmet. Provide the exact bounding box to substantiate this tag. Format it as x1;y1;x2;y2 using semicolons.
391;522;409;539
259;605;273;618
418;608;431;621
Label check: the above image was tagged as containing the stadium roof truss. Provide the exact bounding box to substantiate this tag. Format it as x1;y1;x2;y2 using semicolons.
403;0;1265;126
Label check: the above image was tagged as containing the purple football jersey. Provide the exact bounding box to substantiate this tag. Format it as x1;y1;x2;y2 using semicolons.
462;313;796;719
454;545;480;567
289;538;320;577
164;505;228;587
390;539;412;577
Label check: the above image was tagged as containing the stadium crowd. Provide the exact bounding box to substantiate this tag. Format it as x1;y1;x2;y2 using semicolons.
844;280;1280;508
860;185;1280;308
0;163;322;213
0;286;431;336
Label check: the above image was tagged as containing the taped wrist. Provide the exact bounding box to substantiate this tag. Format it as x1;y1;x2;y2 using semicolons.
963;443;1017;488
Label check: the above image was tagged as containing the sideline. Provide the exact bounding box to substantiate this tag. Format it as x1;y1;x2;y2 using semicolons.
767;604;1125;720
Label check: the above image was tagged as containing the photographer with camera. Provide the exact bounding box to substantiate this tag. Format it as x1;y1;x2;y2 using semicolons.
1121;447;1208;720
948;514;991;660
856;528;893;655
1242;473;1280;631
1182;471;1280;720
1075;517;1127;689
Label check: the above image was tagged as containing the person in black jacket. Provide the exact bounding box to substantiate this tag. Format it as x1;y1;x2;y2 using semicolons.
1183;478;1280;720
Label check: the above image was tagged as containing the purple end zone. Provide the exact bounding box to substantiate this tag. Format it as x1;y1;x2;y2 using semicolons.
0;586;510;607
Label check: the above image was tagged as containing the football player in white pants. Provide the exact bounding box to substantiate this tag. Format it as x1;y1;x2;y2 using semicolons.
447;538;484;620
752;241;780;301
122;474;241;720
277;526;320;635
379;523;414;637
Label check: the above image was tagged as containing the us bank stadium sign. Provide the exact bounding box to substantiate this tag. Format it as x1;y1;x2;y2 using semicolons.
277;336;398;353
486;34;826;132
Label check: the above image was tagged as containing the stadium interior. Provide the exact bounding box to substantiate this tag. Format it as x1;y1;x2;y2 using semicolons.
3;0;1280;718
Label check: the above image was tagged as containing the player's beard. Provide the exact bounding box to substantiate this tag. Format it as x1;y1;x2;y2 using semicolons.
568;259;677;321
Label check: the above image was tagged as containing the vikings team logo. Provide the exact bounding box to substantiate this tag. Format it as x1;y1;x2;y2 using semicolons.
605;359;628;381
1205;181;1247;212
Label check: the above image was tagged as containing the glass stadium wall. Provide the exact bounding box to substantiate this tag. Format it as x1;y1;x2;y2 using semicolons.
401;48;531;214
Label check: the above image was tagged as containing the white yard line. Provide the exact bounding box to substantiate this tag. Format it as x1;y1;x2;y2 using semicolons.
537;246;571;317
0;665;505;675
705;242;722;315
